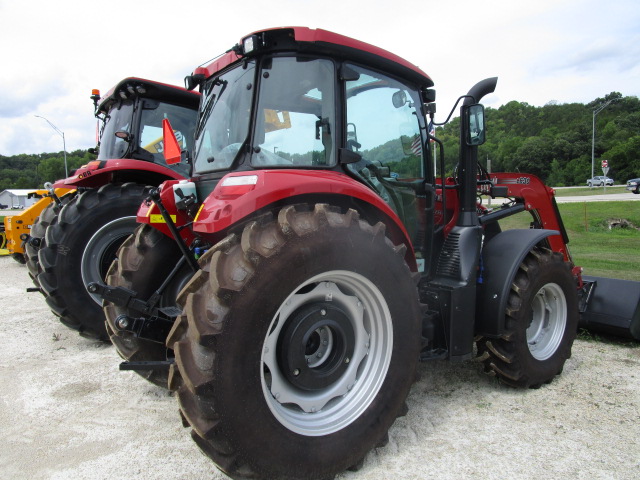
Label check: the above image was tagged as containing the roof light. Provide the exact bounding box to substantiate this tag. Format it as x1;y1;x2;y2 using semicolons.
243;35;260;54
135;85;146;94
119;91;128;100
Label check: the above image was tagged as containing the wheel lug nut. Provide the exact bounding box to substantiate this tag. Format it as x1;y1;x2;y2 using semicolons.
345;357;350;364
320;309;326;316
293;369;300;376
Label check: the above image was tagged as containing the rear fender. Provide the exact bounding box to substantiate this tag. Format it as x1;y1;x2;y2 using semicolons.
192;170;416;269
477;228;561;337
52;159;185;189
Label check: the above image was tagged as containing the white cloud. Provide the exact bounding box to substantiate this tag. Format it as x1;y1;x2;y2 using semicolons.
0;0;638;155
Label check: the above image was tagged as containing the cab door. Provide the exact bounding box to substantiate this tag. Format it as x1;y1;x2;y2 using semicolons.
343;64;431;270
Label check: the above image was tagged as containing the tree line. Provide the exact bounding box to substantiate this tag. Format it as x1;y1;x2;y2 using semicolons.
435;91;640;185
0;150;94;190
1;91;638;190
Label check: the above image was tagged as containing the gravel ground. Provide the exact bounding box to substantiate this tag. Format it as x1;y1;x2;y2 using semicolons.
1;254;639;480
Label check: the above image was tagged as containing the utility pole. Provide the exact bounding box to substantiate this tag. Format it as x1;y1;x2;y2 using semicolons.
35;115;68;177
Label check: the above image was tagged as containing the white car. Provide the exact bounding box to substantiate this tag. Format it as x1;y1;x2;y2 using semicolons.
587;176;614;187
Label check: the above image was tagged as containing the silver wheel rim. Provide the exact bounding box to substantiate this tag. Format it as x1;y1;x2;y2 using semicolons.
526;282;567;361
82;216;137;305
261;270;393;436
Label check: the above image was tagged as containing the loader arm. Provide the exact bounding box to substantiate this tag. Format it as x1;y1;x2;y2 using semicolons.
481;172;572;264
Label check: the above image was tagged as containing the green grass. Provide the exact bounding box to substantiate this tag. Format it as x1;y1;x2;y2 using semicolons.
497;201;640;281
559;201;640;281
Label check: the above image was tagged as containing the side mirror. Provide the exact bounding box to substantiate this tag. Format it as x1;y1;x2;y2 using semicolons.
162;118;182;164
465;104;486;146
115;130;132;142
392;90;407;108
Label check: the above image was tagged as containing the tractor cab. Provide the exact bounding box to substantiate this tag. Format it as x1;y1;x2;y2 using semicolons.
92;77;199;178
166;28;437;268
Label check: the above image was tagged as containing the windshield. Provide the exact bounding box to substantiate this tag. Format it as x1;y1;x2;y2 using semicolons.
97;101;134;160
193;61;256;173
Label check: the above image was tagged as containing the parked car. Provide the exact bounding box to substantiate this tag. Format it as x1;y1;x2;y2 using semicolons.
0;204;7;209
587;176;614;187
626;177;640;194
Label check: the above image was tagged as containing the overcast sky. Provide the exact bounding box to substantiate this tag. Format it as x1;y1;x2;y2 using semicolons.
1;0;638;157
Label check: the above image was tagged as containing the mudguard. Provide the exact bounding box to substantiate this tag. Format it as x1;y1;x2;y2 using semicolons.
52;159;185;190
580;276;640;340
190;170;417;269
477;228;561;337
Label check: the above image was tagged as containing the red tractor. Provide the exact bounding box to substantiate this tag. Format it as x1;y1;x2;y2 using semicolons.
96;28;640;479
25;77;199;340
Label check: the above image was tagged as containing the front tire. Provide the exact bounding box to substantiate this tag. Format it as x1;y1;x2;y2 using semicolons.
37;183;151;340
477;248;578;388
104;224;194;387
167;204;421;480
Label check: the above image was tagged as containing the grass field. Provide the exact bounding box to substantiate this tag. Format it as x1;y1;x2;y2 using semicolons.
498;201;640;281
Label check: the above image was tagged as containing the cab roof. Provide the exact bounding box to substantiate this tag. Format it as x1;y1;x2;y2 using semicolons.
194;27;433;88
98;77;200;114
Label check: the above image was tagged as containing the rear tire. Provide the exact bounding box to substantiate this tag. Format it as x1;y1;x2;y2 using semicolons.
477;248;578;388
104;224;194;387
167;204;421;480
38;183;151;341
25;195;75;291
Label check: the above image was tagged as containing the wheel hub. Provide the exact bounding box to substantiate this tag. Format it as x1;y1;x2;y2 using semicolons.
278;303;355;391
261;271;394;436
526;283;567;361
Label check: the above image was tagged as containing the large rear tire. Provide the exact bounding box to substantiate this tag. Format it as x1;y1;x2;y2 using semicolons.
167;204;421;480
104;224;194;387
477;248;578;388
25;195;75;291
38;183;151;341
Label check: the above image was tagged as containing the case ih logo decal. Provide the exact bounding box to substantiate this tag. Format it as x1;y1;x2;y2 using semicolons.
492;176;531;185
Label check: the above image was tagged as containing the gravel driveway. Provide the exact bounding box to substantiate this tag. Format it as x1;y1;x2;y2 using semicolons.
1;255;639;480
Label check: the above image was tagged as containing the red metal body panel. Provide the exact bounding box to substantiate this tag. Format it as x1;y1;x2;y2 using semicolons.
192;170;411;239
137;179;195;244
51;159;185;189
198;27;432;86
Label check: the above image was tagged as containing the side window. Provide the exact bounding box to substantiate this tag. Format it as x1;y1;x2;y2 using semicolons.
97;101;134;160
345;67;423;180
139;102;197;163
345;65;427;253
252;57;335;167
